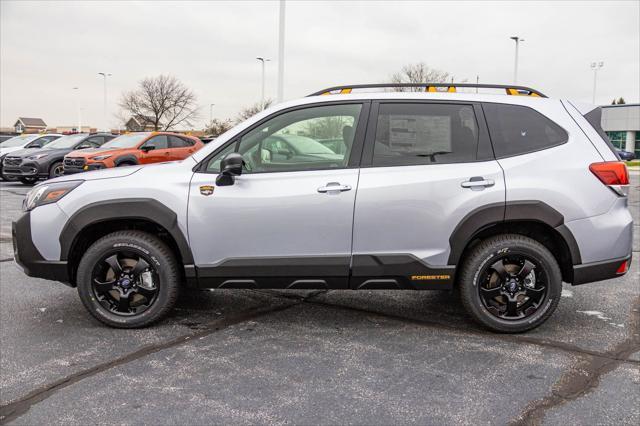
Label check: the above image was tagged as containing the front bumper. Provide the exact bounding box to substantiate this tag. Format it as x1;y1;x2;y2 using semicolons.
63;163;106;174
12;212;70;285
3;160;48;178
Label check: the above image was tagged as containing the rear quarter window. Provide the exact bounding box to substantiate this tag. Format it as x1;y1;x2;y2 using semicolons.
483;103;568;158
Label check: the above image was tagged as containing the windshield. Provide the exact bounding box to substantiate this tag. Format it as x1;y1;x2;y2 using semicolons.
44;134;88;149
101;133;150;149
0;134;40;148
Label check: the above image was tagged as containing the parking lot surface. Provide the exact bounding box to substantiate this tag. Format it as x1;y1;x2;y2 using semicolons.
0;173;638;425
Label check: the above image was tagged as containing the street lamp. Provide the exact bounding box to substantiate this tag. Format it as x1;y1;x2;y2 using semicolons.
510;36;524;84
72;87;81;133
98;72;112;132
256;57;271;109
209;103;215;124
591;61;604;104
277;0;286;102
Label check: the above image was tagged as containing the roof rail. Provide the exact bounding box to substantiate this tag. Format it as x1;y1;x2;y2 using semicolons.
308;83;547;98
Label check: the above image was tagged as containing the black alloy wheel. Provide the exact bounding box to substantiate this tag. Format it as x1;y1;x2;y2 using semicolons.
91;251;159;316
50;162;64;178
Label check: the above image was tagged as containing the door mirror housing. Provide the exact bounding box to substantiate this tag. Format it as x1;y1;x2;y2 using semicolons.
215;152;244;186
140;145;156;152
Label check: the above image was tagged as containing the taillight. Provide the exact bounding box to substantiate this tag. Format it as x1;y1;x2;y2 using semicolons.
616;259;630;275
589;162;629;195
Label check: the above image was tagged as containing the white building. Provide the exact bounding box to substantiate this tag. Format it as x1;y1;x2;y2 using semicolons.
602;104;639;157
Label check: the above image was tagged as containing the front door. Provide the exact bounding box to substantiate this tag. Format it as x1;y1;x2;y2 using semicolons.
188;102;369;289
139;135;171;164
351;101;505;290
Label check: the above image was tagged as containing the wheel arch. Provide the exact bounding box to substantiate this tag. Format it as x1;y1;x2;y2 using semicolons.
60;199;194;286
113;154;139;166
449;201;581;284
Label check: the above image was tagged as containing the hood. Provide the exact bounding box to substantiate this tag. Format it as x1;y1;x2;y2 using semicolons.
45;164;144;184
6;147;71;159
66;147;118;158
0;145;27;157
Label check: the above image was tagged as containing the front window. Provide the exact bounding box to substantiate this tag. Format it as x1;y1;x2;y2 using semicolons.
205;104;362;173
44;134;88;149
0;134;39;147
102;133;151;149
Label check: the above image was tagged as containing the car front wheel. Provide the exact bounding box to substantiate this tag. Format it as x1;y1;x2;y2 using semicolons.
458;234;562;333
76;230;180;328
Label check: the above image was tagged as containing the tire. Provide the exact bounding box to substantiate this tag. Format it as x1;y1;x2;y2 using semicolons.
117;162;135;167
19;177;37;185
76;230;180;328
458;234;562;333
49;161;64;179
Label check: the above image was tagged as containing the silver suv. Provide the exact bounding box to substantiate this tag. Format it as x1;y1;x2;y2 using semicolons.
12;83;633;332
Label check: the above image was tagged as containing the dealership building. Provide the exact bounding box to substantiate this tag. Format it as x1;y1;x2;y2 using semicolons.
601;104;639;158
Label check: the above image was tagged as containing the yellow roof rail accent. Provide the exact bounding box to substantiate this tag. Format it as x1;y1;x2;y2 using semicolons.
310;84;547;97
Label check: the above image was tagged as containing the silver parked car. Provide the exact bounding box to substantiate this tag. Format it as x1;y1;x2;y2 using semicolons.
12;83;633;332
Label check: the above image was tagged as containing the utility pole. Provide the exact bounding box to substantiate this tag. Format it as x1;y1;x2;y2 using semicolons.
510;36;524;84
73;87;81;132
591;61;604;104
209;103;215;124
256;57;270;108
98;72;111;132
277;0;286;103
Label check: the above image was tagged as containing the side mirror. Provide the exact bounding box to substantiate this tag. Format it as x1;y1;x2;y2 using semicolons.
77;144;91;149
215;152;244;186
141;145;156;152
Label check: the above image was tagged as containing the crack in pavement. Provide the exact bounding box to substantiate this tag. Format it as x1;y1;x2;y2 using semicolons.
510;296;640;426
0;258;12;263
254;289;640;366
0;294;318;424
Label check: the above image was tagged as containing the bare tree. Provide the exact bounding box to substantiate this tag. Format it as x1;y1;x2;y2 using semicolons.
119;75;198;131
235;99;273;124
204;118;233;137
390;63;452;91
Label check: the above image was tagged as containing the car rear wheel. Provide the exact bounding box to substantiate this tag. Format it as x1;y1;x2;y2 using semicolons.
458;234;561;333
76;230;180;328
49;161;64;178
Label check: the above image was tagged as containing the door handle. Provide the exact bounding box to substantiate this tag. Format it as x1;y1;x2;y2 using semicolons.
461;177;495;189
317;182;352;193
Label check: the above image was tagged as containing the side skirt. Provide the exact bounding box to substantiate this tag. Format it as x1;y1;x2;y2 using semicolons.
192;255;455;291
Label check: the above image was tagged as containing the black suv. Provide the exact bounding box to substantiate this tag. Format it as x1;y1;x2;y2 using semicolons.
2;133;115;184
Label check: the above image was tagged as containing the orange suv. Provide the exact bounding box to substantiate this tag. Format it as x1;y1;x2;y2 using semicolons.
63;132;203;174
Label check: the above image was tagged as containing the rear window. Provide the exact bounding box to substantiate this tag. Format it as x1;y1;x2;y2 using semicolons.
373;103;479;166
483;103;568;158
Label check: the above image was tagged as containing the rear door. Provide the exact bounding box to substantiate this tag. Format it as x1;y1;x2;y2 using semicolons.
168;135;198;160
351;101;505;289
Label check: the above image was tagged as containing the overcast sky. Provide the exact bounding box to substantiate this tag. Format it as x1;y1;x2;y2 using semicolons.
1;0;638;130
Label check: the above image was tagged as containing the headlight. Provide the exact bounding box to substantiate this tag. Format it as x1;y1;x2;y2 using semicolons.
24;181;83;211
91;154;112;161
27;153;49;160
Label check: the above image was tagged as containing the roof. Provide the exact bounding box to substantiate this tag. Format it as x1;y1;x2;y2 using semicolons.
16;117;47;127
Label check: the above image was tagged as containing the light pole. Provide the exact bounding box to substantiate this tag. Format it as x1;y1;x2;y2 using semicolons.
510;36;524;84
277;0;286;102
209;103;215;123
591;61;604;104
72;87;81;133
256;57;270;108
98;72;111;132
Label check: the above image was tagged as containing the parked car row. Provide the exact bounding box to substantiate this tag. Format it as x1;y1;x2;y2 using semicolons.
1;132;204;184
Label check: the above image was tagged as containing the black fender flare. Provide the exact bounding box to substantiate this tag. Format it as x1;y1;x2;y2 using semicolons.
59;198;194;265
113;154;139;166
448;200;581;265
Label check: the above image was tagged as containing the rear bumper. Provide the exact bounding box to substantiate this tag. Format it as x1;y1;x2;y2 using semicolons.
572;255;632;285
12;212;71;285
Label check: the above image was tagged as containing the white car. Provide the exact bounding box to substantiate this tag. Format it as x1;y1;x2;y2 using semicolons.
0;133;62;180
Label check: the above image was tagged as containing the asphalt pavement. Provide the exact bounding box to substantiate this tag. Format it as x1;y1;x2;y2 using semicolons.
0;172;638;425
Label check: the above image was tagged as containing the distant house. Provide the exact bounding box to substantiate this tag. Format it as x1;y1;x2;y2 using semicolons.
14;117;47;134
125;115;158;132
